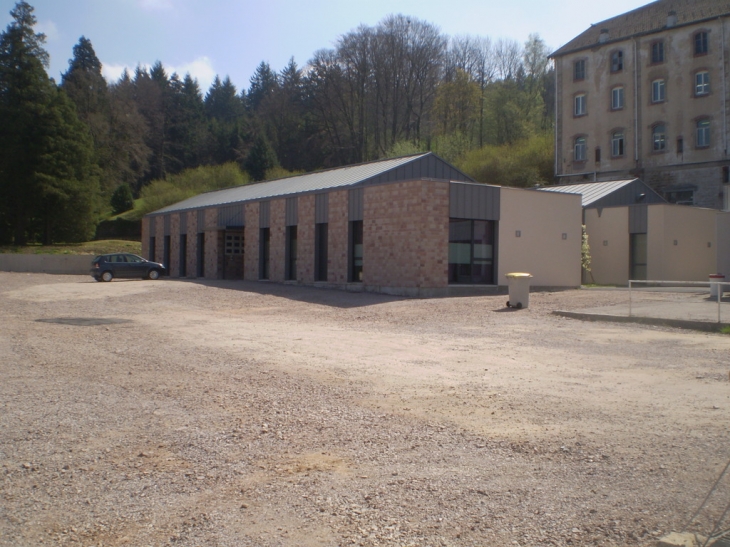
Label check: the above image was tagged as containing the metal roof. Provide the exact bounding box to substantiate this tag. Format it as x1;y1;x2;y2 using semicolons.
150;152;471;215
537;179;647;207
551;0;730;57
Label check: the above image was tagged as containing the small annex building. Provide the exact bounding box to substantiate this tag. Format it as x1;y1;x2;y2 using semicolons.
538;179;729;285
142;153;582;296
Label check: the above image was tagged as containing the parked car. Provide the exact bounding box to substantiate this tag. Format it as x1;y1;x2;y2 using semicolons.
90;253;165;282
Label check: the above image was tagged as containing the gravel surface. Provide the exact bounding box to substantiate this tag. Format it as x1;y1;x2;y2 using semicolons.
1;273;729;547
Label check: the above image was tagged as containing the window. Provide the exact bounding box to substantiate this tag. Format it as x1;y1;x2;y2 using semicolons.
611;50;624;72
574;59;585;81
285;226;297;281
651;41;664;63
696;119;710;148
349;221;363;282
314;223;328;282
677;137;684;153
574;94;586;116
651;79;665;103
574;137;587;161
225;233;242;255
595;147;601;163
652;124;666;151
695;71;710;96
259;228;270;279
611;87;624;110
695;31;708;55
665;189;694;205
448;219;495;285
611;132;625;157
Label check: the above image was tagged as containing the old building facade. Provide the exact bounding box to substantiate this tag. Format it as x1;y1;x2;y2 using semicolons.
551;0;730;210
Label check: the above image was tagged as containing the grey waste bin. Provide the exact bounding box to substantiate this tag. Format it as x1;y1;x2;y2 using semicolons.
505;272;533;309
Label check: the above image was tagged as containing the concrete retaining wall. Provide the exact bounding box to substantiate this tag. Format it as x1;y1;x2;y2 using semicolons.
0;254;91;275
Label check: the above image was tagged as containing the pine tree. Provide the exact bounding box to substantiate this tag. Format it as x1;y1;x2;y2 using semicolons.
244;135;277;181
0;2;98;244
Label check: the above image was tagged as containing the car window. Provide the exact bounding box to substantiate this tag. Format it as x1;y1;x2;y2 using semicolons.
126;255;142;263
112;254;127;263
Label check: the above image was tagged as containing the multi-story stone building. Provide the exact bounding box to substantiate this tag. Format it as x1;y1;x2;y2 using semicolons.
551;0;730;209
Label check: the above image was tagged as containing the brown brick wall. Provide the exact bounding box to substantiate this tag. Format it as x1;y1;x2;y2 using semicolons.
186;213;198;277
363;180;449;289
169;214;180;277
204;209;218;279
298;195;315;283
244;203;259;280
269;199;286;282
328;190;349;284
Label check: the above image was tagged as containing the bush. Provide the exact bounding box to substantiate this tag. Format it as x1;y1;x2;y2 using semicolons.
111;184;134;215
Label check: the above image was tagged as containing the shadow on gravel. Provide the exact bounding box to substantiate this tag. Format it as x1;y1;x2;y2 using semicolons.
168;278;406;309
36;318;133;326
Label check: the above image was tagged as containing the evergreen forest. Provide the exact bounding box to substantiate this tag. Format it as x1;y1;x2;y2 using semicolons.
0;1;555;245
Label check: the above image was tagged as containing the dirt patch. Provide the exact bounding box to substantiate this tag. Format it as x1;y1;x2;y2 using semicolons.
1;273;729;547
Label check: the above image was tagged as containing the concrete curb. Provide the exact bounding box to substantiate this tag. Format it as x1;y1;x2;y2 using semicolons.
553;310;730;333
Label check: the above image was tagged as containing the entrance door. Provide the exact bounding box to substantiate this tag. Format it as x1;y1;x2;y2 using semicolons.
223;230;244;279
630;233;647;280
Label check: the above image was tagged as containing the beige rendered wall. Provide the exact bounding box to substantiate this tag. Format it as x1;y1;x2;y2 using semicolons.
584;207;630;285
647;204;717;281
497;188;582;287
363;179;449;291
718;212;730;276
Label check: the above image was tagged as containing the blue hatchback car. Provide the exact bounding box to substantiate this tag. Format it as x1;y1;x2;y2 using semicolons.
90;253;166;282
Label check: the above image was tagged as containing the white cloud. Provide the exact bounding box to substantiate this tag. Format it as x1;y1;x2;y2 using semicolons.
168;57;216;91
101;57;216;91
138;0;174;11
36;20;59;42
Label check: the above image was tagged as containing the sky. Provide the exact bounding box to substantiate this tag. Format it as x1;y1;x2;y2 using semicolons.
1;0;652;94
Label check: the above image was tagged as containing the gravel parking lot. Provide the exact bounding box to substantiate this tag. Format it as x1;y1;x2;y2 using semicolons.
1;273;729;547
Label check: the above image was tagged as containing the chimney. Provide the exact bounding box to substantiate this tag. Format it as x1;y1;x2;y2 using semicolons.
667;11;677;27
599;28;609;43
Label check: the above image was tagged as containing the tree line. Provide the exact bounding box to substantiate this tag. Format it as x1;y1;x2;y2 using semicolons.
0;1;553;245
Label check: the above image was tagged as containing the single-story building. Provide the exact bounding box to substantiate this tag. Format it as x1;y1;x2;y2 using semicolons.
537;180;729;285
142;153;582;296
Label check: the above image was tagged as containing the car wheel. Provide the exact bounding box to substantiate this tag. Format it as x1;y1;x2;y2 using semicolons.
101;271;113;282
147;269;161;280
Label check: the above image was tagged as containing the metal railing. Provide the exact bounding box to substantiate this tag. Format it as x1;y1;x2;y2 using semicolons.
628;279;730;324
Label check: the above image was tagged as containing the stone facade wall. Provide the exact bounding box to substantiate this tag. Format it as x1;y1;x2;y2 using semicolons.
186;212;198;278
298;195;315;284
244;203;259;280
363;180;449;289
328;190;349;284
269;199;286;282
169;214;180;277
204;208;218;279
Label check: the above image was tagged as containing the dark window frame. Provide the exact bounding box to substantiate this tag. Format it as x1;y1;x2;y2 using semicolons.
611;50;624;72
611;131;625;157
259;228;270;280
314;222;328;282
285;225;298;281
650;40;665;64
348;220;363;283
179;234;187;278
448;219;496;285
694;31;709;56
573;59;586;81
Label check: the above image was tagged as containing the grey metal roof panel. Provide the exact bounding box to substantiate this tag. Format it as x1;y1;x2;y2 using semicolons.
151;153;466;215
537;179;640;207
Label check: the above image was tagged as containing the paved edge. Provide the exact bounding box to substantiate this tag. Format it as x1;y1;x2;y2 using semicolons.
553;310;730;333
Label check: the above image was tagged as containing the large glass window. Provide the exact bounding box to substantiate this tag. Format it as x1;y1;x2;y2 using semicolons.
651;41;664;63
259;228;270;279
448;219;495;285
611;131;624;157
611;87;624;110
652;124;666;151
695;71;710;96
651;79;665;103
611;50;624;72
349;221;363;282
286;226;297;281
574;94;586;116
574;59;585;81
315;223;328;282
695;31;708;55
697;119;710;148
574;137;587;161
